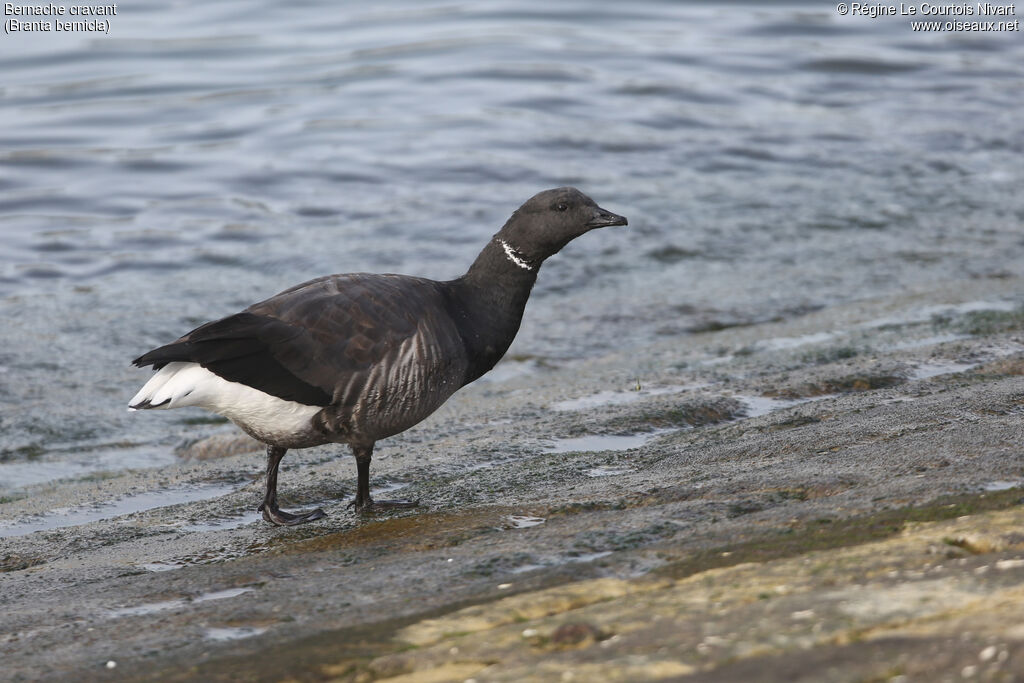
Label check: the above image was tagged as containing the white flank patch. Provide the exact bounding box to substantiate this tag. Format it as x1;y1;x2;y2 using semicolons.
129;362;320;442
499;239;533;271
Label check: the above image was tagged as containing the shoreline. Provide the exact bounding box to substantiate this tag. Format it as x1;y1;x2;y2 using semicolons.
2;273;1023;681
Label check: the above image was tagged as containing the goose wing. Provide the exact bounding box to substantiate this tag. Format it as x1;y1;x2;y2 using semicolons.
133;274;458;407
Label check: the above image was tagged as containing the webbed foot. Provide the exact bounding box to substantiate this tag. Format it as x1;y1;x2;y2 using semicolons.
259;502;327;526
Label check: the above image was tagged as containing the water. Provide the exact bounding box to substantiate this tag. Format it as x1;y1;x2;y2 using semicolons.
2;1;1023;492
543;431;669;454
204;626;269;642
983;480;1023;492
0;482;240;538
510;550;613;574
507;514;546;528
106;587;254;619
908;359;978;380
551;384;704;411
735;395;823;419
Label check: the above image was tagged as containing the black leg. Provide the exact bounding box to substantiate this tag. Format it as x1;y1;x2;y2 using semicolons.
353;445;372;510
257;445;326;526
348;443;418;512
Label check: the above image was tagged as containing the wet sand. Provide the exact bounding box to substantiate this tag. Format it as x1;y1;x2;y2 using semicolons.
2;273;1024;681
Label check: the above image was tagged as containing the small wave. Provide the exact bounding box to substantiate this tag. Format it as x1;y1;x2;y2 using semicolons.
799;57;924;75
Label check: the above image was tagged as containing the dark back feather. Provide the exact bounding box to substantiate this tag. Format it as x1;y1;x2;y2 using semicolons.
133;273;465;409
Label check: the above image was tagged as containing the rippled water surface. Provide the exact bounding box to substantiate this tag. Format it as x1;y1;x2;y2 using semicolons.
1;1;1022;490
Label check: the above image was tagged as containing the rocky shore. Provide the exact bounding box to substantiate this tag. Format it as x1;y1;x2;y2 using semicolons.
2;274;1023;682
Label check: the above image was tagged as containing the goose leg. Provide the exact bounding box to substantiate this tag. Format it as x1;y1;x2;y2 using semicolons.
258;445;326;526
350;443;419;511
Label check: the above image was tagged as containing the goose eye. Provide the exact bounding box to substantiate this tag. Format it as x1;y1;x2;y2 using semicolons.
556;203;568;212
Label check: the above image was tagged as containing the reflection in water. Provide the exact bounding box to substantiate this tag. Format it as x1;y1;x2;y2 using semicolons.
0;483;241;538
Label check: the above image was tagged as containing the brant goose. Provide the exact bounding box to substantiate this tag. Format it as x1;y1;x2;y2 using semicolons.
130;187;627;526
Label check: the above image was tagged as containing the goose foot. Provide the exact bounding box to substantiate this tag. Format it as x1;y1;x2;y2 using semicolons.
258;445;326;526
259;502;326;526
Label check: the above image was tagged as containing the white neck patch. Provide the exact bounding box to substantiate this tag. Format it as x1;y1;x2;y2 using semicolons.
499;239;533;271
